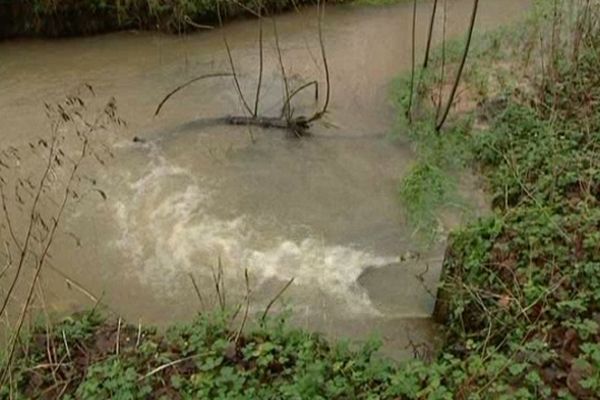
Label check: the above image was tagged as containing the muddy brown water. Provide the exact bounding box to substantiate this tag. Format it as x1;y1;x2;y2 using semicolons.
0;1;528;358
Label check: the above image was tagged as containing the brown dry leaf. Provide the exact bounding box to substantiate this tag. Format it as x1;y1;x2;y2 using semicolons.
498;295;511;309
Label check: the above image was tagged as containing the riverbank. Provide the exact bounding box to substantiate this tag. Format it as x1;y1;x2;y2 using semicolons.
0;0;349;39
395;0;600;396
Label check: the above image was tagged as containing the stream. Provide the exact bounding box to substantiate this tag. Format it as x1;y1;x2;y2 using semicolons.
0;0;528;358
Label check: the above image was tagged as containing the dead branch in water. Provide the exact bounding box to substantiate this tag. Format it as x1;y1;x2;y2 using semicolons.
155;0;332;137
225;115;310;131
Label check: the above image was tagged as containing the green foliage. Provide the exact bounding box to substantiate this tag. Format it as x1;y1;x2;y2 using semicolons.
576;343;600;393
435;7;600;395
59;310;107;341
3;311;410;399
3;0;351;37
391;75;473;241
74;358;152;400
399;161;450;238
391;0;600;396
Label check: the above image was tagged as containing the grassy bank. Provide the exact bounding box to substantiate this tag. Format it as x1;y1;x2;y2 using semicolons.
2;1;600;398
1;311;404;399
0;0;348;39
394;0;600;397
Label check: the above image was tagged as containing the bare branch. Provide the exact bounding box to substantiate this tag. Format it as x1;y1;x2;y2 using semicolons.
406;0;418;124
253;0;265;117
183;15;214;30
272;18;293;120
218;0;253;115
423;0;439;69
234;269;251;344
189;272;205;309
261;278;294;323
154;73;233;116
307;0;331;123
436;0;448;120
436;0;480;132
280;80;319;119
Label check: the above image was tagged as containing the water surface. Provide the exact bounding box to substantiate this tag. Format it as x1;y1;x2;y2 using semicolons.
0;0;528;358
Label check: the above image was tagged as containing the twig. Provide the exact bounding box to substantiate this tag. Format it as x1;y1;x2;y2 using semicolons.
253;0;264;117
189;272;205;309
211;257;226;311
436;0;480;132
36;280;58;385
56;380;71;399
280;81;319;118
63;276;99;303
307;0;331;123
436;0;448;120
136;320;142;348
406;0;418;123
139;354;204;381
27;362;74;371
229;0;262;18
217;0;253;115
61;330;71;360
154;73;233;116
183;15;214;30
273;18;292;120
234;269;251;344
115;317;122;356
415;263;436;298
423;0;439;69
261;277;294;322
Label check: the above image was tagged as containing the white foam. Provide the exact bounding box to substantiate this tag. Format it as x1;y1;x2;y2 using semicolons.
113;151;398;315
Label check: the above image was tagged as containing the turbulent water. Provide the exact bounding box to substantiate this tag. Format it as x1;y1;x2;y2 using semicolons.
0;0;528;358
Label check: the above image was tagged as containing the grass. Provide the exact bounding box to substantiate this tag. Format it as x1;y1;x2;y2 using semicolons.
391;71;474;242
